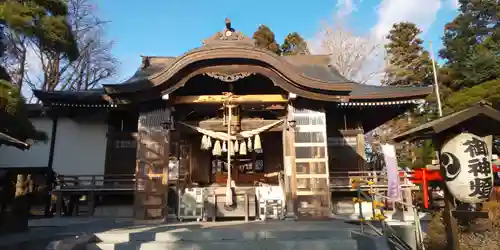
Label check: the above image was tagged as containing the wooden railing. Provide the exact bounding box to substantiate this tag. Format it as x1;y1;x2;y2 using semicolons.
329;171;417;191
52;174;137;217
55;174;136;192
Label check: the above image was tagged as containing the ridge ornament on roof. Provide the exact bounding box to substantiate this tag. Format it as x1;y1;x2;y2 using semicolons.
202;18;254;45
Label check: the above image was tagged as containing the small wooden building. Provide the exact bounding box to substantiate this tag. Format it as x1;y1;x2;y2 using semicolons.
32;20;431;219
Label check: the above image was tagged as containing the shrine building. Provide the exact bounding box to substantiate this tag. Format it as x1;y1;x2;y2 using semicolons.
0;19;432;220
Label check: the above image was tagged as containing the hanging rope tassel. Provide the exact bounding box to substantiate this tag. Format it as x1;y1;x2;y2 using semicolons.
201;135;207;150
222;141;227;152
247;137;253;152
234;140;239;153
212;140;222;156
239;140;247;155
207;136;212;148
254;134;262;153
229;141;235;156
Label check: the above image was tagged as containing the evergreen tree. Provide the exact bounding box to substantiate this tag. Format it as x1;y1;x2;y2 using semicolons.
0;0;78;144
384;22;433;86
281;32;309;55
439;0;499;90
252;25;281;55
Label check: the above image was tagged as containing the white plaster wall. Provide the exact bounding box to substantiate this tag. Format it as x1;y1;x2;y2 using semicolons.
52;118;108;175
0;116;108;176
0;117;52;168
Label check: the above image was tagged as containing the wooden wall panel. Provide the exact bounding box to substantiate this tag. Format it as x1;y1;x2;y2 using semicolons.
326;108;366;172
189;135;211;185
262;132;284;175
134;107;170;220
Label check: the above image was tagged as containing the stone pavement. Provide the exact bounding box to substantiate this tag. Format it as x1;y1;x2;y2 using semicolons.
89;220;366;250
0;218;388;250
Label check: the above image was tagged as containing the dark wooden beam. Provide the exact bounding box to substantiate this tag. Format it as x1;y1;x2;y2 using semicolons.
178;119;283;132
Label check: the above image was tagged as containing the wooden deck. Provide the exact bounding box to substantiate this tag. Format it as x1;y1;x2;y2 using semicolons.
51;171;418;218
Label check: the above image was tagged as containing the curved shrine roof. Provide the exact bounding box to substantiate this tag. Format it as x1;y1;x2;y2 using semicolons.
33;19;432;106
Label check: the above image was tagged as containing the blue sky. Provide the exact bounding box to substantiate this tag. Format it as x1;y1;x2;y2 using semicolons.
98;0;460;83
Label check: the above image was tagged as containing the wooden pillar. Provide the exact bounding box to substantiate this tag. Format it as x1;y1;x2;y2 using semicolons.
434;136;460;250
283;104;297;219
356;133;366;171
442;188;460;250
44;117;58;217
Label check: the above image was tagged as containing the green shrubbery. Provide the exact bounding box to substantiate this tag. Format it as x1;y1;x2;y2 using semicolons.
443;79;500;114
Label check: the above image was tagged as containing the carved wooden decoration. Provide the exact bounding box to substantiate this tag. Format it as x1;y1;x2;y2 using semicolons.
204;72;254;82
134;107;171;220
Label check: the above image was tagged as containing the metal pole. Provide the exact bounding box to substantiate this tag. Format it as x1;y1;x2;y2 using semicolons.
429;41;443;117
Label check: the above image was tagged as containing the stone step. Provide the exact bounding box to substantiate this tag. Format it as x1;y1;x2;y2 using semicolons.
94;229;353;243
87;239;358;250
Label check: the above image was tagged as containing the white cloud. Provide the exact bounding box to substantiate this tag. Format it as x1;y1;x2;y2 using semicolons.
310;0;445;85
336;0;363;18
371;0;442;40
449;0;459;9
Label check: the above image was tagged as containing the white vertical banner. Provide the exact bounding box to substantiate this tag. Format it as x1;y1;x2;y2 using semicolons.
383;144;401;201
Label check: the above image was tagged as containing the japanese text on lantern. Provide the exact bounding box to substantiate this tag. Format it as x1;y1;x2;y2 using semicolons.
464;137;493;200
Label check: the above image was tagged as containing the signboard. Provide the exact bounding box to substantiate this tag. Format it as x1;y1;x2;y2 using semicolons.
440;133;493;203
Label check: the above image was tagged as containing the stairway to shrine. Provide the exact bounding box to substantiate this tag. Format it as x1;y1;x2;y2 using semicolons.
85;220;361;250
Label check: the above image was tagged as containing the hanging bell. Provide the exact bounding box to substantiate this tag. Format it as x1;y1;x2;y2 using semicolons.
212;140;222;156
254;134;262;154
239;140;247;155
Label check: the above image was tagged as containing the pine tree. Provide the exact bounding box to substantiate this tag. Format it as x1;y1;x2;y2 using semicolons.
281;32;309;55
252;25;281;55
384;22;433;86
0;0;79;61
439;0;499;90
0;0;78;143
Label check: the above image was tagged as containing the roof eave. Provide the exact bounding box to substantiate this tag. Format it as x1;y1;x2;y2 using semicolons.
0;132;30;150
393;102;500;142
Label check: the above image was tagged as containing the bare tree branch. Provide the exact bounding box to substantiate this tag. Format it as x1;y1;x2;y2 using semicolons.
2;30;28;89
25;0;117;92
311;19;385;84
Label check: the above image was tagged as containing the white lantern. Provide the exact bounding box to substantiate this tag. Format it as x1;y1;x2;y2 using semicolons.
440;132;493;203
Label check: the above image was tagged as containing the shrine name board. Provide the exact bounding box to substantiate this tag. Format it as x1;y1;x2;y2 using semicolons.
440;133;493;203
